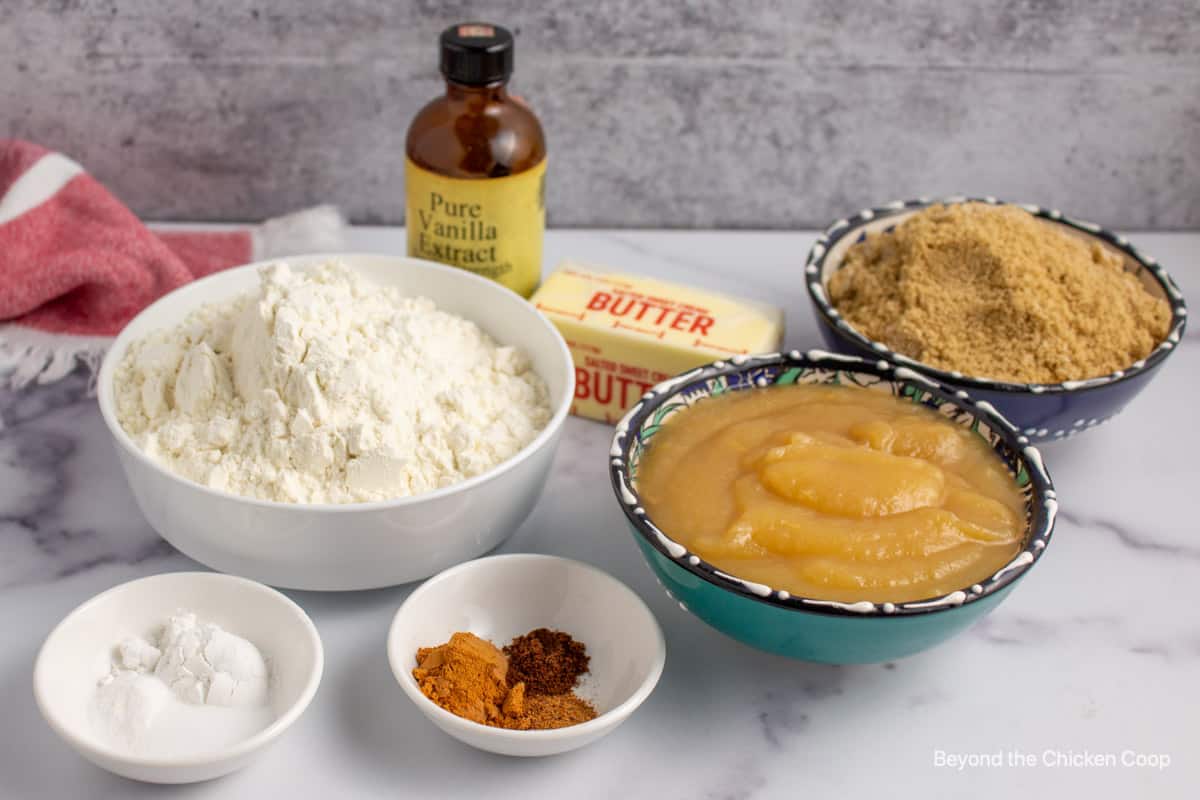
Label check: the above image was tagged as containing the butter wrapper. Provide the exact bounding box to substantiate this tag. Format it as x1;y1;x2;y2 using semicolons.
531;263;784;423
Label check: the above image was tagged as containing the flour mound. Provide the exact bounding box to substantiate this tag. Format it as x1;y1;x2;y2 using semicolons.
115;261;552;503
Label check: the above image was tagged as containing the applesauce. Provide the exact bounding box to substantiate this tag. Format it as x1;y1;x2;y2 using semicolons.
635;384;1025;604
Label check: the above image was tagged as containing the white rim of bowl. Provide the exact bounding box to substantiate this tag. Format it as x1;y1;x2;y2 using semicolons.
33;571;325;769
386;553;667;739
95;253;576;512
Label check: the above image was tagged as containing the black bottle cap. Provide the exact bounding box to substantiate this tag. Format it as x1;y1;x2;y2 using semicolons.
440;22;514;86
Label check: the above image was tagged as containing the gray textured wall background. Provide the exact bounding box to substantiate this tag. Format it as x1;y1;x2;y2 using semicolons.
3;1;1198;229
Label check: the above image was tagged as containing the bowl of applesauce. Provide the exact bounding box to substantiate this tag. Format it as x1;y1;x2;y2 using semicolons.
610;351;1056;664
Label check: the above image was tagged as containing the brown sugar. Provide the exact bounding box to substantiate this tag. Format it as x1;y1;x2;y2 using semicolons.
413;629;598;731
827;203;1172;383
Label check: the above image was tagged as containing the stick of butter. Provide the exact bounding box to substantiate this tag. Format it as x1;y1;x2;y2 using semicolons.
531;263;785;423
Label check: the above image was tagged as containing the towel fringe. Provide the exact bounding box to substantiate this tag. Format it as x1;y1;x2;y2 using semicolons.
0;324;111;393
1;204;345;393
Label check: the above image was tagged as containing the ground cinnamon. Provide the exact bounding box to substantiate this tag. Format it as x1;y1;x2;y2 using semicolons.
413;628;597;731
412;632;509;725
827;202;1171;383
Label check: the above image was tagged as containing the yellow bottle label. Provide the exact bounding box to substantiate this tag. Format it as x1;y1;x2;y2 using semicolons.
405;157;546;297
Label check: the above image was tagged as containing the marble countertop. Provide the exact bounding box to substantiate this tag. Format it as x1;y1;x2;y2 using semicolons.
2;228;1197;798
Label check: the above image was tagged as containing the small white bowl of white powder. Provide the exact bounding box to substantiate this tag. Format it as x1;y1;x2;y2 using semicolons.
34;571;323;784
96;254;574;590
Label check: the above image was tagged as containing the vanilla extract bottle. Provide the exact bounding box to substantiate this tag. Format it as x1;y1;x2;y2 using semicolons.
405;22;547;297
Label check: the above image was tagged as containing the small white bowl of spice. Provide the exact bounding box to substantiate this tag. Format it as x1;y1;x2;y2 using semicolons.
34;571;323;784
387;554;666;757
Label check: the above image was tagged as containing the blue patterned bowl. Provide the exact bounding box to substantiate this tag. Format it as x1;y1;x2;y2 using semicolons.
610;351;1056;664
804;197;1188;443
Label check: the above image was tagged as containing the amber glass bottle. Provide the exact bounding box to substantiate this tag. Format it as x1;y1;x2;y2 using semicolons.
406;23;547;298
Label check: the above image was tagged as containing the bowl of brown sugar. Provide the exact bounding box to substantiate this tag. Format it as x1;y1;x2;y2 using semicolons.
386;554;665;757
804;197;1187;442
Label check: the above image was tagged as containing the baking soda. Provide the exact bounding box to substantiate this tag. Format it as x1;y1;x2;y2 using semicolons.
90;612;275;756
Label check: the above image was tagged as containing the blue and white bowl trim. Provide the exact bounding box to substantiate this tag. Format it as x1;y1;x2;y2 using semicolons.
804;197;1188;396
610;351;1057;618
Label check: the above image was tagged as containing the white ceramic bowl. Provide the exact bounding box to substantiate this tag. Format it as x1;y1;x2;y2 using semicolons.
96;253;574;590
33;572;323;784
387;554;666;757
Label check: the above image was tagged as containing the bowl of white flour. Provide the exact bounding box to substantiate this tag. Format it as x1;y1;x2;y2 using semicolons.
97;254;574;590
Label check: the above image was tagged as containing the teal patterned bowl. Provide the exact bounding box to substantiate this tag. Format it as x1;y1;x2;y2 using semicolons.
609;351;1057;664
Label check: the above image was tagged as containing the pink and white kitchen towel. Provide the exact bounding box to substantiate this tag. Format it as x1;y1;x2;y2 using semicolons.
0;139;345;388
